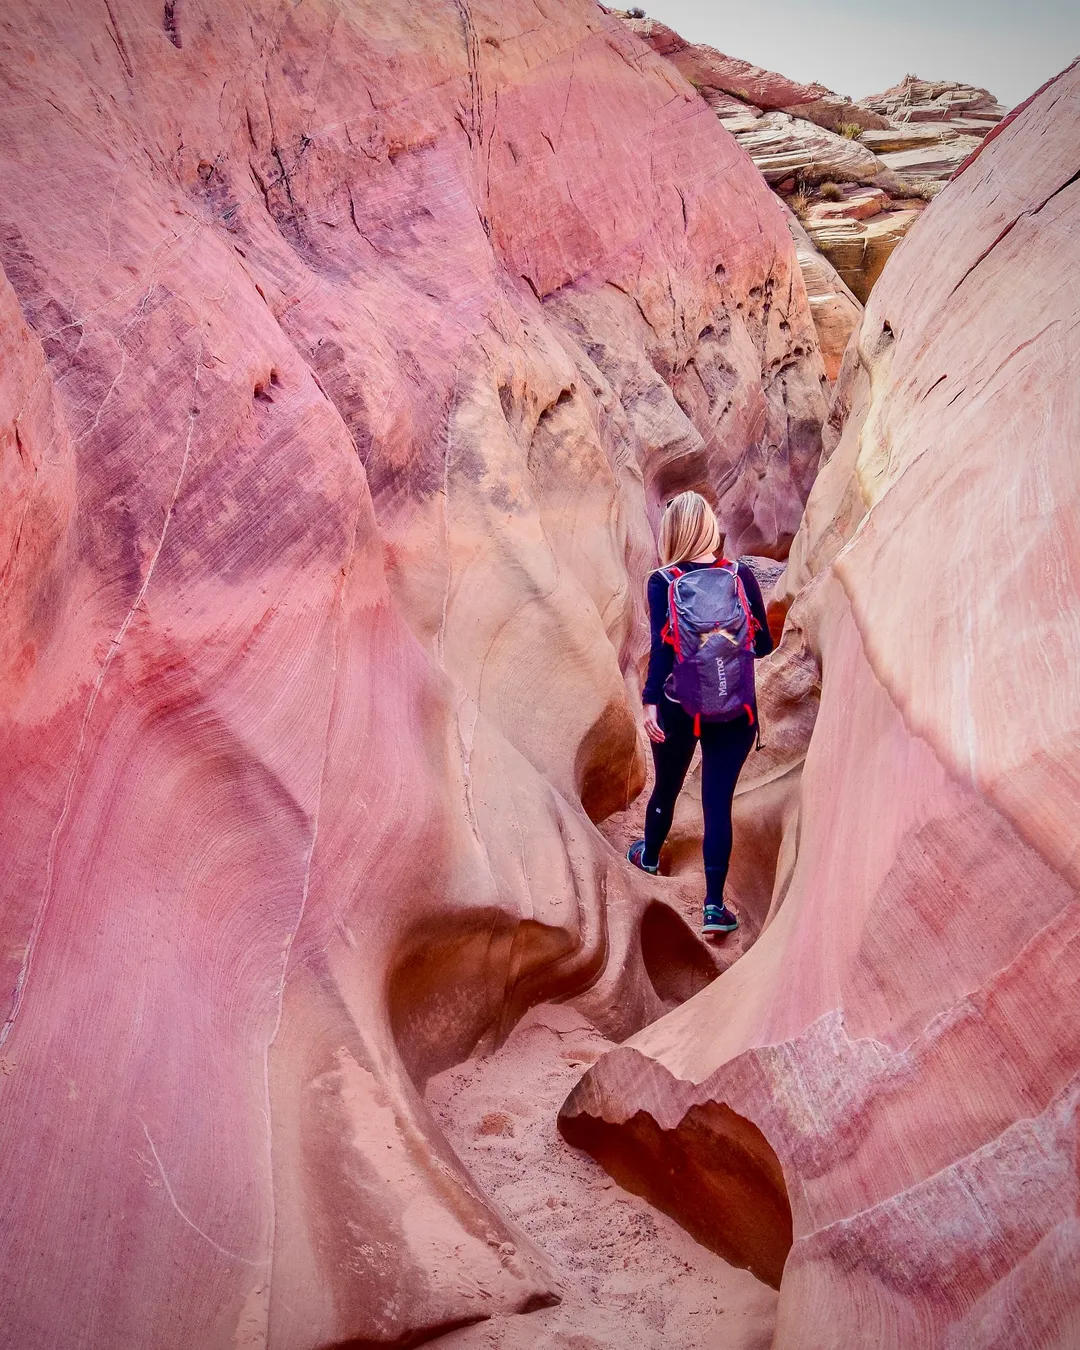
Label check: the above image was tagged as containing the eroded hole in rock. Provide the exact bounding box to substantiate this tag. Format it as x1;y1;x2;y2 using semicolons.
575;696;644;823
387;911;593;1088
640;901;719;1008
558;1100;794;1290
652;451;711;506
534;386;575;428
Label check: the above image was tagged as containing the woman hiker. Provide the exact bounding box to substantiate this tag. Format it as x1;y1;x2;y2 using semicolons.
626;491;774;935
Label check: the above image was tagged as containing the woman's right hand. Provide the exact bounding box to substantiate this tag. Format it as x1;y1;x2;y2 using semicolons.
643;704;665;744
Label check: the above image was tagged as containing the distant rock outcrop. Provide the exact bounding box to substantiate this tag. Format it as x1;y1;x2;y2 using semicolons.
797;190;924;303
613;13;889;132
858;75;1009;178
719;107;896;188
562;59;1080;1349
862;72;1008;125
610;11;1010;358
0;2;827;1346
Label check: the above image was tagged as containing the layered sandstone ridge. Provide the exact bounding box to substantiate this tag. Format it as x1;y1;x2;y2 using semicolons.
862;72;1008;130
0;2;826;1347
610;11;1010;374
561;59;1080;1350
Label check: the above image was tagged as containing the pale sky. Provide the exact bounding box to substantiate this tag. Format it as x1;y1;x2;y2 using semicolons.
633;0;1080;109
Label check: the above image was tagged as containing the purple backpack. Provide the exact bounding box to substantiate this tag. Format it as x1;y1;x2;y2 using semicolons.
660;560;759;729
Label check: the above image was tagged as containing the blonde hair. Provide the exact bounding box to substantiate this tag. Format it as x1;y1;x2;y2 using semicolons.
657;491;722;567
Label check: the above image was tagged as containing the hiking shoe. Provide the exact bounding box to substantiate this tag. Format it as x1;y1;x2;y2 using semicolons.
703;903;738;935
626;840;659;875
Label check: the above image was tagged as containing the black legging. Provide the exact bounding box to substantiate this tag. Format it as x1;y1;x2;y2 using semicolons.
642;698;756;904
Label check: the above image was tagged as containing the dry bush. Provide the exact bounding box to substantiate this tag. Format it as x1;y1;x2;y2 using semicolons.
818;181;844;201
899;176;945;201
838;121;863;139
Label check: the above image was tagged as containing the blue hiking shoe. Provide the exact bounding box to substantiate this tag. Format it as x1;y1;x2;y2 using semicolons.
626;839;659;875
703;903;739;935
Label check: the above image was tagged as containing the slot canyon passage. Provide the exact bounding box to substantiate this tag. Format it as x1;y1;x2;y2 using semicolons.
0;2;1077;1349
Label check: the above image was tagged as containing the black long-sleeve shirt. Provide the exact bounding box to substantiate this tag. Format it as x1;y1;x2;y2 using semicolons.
642;559;774;706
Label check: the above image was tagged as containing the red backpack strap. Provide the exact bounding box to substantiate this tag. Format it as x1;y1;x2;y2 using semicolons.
660;566;684;656
726;559;760;645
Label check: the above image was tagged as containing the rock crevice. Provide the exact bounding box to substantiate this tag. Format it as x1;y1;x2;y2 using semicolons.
559;58;1080;1350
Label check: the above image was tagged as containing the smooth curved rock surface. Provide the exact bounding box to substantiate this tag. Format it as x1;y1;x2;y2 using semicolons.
0;2;827;1347
561;59;1080;1350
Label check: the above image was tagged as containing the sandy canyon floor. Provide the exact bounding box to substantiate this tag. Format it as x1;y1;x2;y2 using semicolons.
428;1002;776;1350
428;758;775;1350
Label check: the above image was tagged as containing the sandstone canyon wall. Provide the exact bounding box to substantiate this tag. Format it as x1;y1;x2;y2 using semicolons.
562;57;1080;1350
0;2;827;1347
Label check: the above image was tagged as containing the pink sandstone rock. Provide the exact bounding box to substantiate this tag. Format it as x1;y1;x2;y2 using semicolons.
616;13;830;107
782;211;862;382
801;207;924;304
860;73;1009;125
0;2;826;1346
605;12;932;337
613;12;888;131
561;58;1080;1349
802;187;892;222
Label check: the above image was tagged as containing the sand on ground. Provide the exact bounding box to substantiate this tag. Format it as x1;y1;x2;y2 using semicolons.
427;1002;777;1349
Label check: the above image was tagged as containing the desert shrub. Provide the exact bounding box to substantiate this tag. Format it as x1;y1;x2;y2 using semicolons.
899;176;944;201
818;182;844;201
627;6;646;16
838;122;863;139
789;191;810;217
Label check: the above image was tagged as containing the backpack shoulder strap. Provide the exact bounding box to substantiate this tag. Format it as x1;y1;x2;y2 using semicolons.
657;565;685;655
728;559;761;642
